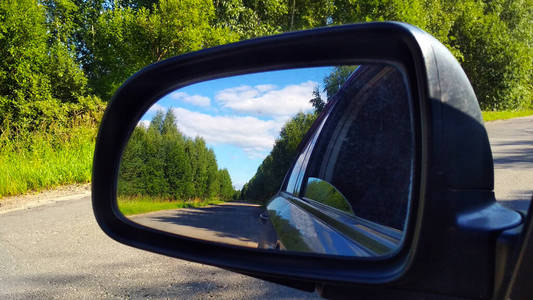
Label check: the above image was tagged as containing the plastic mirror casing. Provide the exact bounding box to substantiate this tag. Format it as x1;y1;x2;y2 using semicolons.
92;22;522;299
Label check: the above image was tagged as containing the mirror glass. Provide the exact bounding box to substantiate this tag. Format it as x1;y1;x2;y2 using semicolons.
117;64;414;257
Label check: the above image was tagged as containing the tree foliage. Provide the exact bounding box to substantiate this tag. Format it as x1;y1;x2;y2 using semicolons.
1;0;530;139
82;0;239;100
214;0;531;110
0;0;50;105
118;110;235;201
447;0;532;109
309;86;326;114
240;112;317;203
323;65;358;98
327;0;532;110
0;0;103;139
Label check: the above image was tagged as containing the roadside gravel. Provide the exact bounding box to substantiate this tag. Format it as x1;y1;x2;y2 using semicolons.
0;184;90;215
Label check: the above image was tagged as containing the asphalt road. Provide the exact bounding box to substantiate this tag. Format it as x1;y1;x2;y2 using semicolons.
486;116;533;211
130;202;275;248
0;116;530;299
0;196;319;299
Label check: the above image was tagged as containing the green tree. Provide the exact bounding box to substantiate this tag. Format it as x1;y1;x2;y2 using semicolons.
242;112;317;203
85;0;239;100
144;112;168;195
0;0;51;105
192;137;209;198
448;0;532;110
41;0;89;103
118;125;148;195
118;0;158;10
205;149;220;198
309;85;326;114
323;65;358;98
161;109;178;136
0;0;95;136
213;0;336;38
118;111;235;201
218;169;234;200
327;0;531;110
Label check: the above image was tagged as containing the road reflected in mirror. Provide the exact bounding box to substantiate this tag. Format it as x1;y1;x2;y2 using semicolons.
117;64;414;257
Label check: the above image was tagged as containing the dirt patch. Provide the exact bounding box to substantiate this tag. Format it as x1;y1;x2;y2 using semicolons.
0;183;91;214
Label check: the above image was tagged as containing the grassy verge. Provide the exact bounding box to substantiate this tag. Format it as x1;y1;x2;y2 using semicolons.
117;195;225;216
0;126;97;198
482;109;533;122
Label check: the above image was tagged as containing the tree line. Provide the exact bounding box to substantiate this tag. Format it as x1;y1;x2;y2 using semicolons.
82;0;533;110
118;110;235;201
1;0;530;140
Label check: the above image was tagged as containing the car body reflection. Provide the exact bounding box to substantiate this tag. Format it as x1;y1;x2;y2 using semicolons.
261;64;412;257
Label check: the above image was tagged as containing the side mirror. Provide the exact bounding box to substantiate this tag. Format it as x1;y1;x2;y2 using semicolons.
92;22;523;299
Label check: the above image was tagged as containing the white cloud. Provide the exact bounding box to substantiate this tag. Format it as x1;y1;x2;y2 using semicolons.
137;120;151;128
147;103;166;113
215;81;316;117
255;84;277;92
169;91;210;107
171;107;285;158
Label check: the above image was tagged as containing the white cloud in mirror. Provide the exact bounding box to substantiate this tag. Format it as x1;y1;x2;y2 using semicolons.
137;120;151;128
169;91;211;107
147;103;165;113
171;107;283;158
215;81;315;117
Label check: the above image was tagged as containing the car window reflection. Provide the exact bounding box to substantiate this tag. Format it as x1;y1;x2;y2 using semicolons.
303;64;413;230
303;177;354;215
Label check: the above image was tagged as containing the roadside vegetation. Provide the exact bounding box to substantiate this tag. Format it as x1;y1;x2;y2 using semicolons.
0;126;96;197
117;195;225;216
0;0;530;199
482;109;533;122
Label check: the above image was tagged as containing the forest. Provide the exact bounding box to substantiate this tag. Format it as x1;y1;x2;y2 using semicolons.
0;0;531;198
118;110;235;203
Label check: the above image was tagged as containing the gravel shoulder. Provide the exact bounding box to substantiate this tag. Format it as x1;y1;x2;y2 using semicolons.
0;183;90;215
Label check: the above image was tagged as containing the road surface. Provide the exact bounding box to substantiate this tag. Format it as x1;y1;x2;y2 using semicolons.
0;116;531;299
487;116;533;211
0;196;318;299
130;202;275;248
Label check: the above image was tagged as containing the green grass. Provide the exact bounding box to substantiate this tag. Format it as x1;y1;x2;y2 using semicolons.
0;126;97;198
482;109;533;122
117;195;225;216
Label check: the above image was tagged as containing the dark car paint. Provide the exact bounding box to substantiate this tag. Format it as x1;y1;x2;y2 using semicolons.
267;196;375;256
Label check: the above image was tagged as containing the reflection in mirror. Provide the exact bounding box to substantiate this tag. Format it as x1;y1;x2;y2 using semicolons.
304;177;354;215
117;64;414;257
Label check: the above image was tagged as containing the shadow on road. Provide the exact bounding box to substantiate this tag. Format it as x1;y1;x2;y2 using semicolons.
151;203;261;240
130;202;277;248
491;138;533;169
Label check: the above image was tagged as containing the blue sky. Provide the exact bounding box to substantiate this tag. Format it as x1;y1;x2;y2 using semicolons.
140;67;333;190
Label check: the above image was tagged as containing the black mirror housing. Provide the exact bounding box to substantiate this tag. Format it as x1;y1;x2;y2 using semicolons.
92;22;522;299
